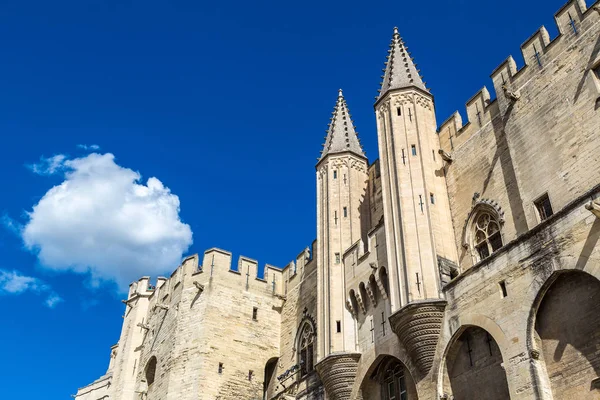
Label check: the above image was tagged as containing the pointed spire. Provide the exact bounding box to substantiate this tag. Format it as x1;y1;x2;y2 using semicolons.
318;89;366;163
377;27;428;101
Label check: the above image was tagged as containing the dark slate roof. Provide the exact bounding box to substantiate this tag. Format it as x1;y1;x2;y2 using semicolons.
377;27;428;101
318;89;366;163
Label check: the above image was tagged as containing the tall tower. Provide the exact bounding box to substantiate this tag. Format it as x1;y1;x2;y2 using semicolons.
316;89;368;360
374;28;457;315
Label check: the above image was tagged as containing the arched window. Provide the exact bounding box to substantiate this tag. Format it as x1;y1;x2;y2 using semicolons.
297;322;315;378
471;211;503;261
145;356;157;387
382;360;408;400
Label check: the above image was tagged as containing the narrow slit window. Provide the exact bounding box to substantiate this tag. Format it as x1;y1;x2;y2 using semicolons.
343;207;347;218
252;307;258;321
336;320;341;333
401;149;406;165
248;370;254;381
534;193;553;222
333;170;337;179
499;281;508;298
396;107;401;116
432;149;436;161
218;363;223;374
411;145;417;156
430;193;435;204
335;253;340;264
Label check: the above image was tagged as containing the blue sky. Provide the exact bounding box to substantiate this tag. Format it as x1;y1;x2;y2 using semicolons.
0;0;569;397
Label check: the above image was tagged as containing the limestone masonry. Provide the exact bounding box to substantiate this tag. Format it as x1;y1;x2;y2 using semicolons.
75;1;600;399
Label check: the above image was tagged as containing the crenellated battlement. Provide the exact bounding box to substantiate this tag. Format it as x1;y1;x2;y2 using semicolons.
439;0;600;152
123;243;319;305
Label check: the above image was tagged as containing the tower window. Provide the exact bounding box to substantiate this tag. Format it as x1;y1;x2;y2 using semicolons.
252;307;258;321
430;193;435;204
336;320;341;333
534;193;553;222
248;370;254;381
333;170;337;179
499;281;508;298
335;253;340;264
343;207;347;217
411;145;417;156
218;363;224;374
396;107;401;116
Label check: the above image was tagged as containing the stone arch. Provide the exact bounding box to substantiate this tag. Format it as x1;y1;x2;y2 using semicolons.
378;266;390;298
440;324;510;400
263;356;278;400
358;354;419;400
369;274;379;305
529;269;600;399
348;289;359;316
359;282;369;310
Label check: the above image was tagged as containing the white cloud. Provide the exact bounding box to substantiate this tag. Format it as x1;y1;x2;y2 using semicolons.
45;294;64;308
28;154;67;176
22;153;193;290
77;144;101;151
0;269;61;308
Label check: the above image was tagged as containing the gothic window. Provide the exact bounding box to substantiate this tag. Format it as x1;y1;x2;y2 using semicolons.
145;356;157;386
471;211;503;261
298;322;315;378
382;362;408;400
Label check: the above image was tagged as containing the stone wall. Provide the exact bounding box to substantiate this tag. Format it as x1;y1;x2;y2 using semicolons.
440;0;600;271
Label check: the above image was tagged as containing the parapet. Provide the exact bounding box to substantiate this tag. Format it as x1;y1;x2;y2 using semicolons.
439;0;599;152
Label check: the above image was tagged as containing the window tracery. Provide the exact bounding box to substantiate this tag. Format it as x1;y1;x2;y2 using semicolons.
471;211;503;261
298;322;315;378
381;361;408;400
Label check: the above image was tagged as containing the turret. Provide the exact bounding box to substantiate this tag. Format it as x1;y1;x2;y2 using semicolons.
374;28;458;377
316;89;368;360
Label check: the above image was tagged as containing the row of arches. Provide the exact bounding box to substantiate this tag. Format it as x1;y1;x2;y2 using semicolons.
355;269;600;400
347;267;390;316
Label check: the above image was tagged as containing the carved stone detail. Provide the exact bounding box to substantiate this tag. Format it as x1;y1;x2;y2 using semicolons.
345;299;356;317
389;300;447;376
315;353;361;400
365;284;377;307
374;275;389;300
355;293;366;314
586;199;600;218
